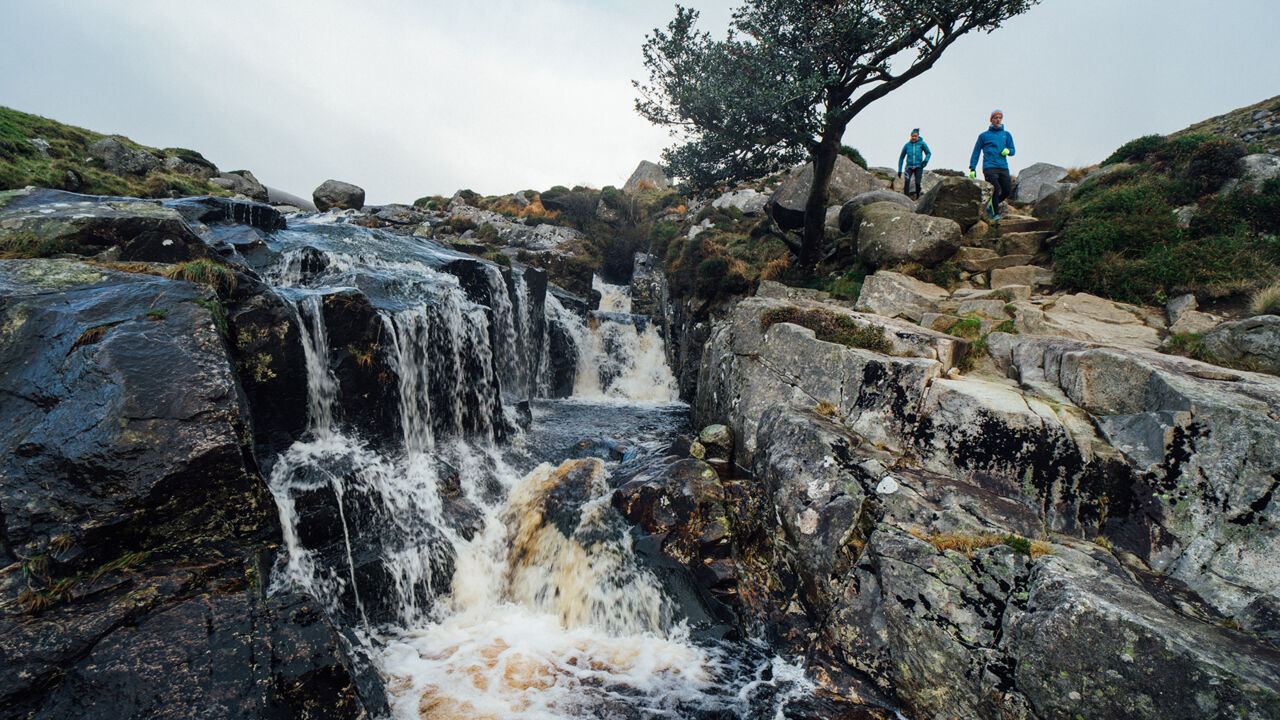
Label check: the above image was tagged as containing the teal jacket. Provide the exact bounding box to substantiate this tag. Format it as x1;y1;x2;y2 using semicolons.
898;139;931;173
970;125;1015;171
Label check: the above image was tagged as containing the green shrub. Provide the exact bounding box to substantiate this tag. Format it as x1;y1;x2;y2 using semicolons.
951;316;982;339
839;145;868;169
695;256;728;296
474;223;499;243
1102;135;1166;166
647;222;680;258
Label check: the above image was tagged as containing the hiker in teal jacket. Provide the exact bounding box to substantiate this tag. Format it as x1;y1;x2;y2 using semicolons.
898;128;931;200
968;110;1015;220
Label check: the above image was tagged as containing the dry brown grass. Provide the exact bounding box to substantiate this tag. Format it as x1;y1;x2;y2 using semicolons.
814;401;839;418
759;257;790;282
911;529;1051;559
1063;165;1099;183
1250;283;1280;316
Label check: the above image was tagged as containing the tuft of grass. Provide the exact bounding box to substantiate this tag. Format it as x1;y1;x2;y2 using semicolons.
761;307;895;354
0;231;84;258
192;298;229;336
143;309;166;320
17;588;52;614
1250;283;1280;316
1159;332;1220;364
994;320;1018;334
72;324;110;349
163;259;237;296
814;401;839;418
950;315;982;339
911;529;1051;559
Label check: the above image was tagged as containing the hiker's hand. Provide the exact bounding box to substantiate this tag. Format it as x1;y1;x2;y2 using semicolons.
897;171;902;178
969;170;976;179
1001;148;1011;157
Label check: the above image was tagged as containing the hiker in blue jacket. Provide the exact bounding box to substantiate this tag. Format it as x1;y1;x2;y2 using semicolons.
898;128;931;200
969;109;1015;221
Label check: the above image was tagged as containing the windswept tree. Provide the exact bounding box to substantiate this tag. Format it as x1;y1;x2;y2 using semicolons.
636;0;1041;268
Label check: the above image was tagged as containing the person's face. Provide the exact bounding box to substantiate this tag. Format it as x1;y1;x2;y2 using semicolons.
911;132;919;142
990;112;1003;126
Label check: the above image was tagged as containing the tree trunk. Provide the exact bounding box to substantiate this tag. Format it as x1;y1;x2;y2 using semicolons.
799;135;841;269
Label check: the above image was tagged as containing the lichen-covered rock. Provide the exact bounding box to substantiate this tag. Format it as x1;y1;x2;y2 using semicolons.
1202;315;1280;374
210;170;269;202
856;202;961;270
1012;162;1069;204
0;188;214;263
855;270;949;322
712;188;768;216
1013;292;1161;350
87;137;161;176
697;424;734;460
916;175;984;231
837;190;915;232
769;156;883;230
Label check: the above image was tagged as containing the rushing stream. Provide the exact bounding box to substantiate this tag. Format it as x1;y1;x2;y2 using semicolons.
227;213;814;719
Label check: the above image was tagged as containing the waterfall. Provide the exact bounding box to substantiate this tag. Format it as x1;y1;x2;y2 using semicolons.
253;216;811;719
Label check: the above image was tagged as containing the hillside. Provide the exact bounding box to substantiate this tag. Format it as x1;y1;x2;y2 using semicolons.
0;106;245;199
1172;94;1280;155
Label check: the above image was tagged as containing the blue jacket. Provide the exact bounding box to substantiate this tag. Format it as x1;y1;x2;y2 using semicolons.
970;125;1015;171
898;139;931;173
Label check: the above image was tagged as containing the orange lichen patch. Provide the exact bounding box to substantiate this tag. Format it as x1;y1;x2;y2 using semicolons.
910;529;1052;558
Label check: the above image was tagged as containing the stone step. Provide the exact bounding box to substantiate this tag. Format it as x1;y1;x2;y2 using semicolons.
995;216;1053;234
998;230;1055;256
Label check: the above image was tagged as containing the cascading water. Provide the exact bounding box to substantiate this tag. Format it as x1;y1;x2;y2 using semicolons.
245;214;813;718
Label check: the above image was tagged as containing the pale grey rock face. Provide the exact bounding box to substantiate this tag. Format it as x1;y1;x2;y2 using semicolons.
1013;162;1069;203
312;179;365;211
163;155;218;180
211;171;268;202
855;270;949;322
999;230;1053;256
1224;153;1280;193
990;264;1054;290
915;175;984;231
856;202;961;270
1031;180;1075;219
1013;293;1161;350
1168;308;1220;336
87;137;161;176
622;160;671;194
1202;315;1280;374
1166;292;1199;324
711;188;768;216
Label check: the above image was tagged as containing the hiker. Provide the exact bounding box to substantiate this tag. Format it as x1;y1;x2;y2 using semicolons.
969;109;1015;221
897;128;931;200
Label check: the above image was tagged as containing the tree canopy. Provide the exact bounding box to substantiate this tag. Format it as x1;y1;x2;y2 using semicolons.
636;0;1041;267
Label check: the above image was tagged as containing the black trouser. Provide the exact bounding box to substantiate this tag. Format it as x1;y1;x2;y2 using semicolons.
984;167;1012;214
903;166;924;197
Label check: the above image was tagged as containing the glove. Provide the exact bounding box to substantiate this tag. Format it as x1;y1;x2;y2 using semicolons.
1001;148;1011;157
969;170;976;179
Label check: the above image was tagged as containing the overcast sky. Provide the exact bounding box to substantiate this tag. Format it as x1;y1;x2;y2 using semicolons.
2;1;1277;205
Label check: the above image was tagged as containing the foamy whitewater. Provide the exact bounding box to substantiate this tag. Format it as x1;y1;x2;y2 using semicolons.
251;217;812;719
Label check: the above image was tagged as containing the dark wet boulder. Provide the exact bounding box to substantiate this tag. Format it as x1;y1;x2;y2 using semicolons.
313;180;366;212
318;289;401;443
0;188;213;263
164;195;287;232
0;259;271;567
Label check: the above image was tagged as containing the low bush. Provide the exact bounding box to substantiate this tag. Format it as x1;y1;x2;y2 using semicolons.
0;231;83;258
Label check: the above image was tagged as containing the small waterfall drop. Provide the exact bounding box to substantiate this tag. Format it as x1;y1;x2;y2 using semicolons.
251;216;812;719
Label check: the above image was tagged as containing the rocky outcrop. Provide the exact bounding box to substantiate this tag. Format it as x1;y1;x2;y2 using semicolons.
622;160;671;194
210;171;269;202
855;271;950;323
0;188;214;263
856;203;961;270
1202;315;1280;374
0;258;376;719
769;156;883;230
711;188;769;216
87;137;161;176
1013;162;1069;204
313;180;366;212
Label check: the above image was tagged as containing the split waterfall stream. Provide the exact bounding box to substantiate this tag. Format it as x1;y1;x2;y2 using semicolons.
235;213;815;719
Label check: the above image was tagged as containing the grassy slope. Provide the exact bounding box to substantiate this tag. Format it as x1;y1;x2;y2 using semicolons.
0;106;229;198
1171;94;1280;156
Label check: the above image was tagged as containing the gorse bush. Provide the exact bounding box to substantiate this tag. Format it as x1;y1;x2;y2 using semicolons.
1053;134;1278;303
839;145;868;169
